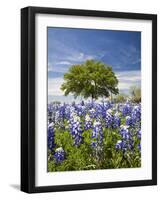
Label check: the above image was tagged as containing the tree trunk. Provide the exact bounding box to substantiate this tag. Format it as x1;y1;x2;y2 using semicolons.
91;94;94;102
111;91;113;101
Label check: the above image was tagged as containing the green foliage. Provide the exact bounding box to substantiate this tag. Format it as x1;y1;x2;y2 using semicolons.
48;129;95;171
48;114;141;172
61;60;119;99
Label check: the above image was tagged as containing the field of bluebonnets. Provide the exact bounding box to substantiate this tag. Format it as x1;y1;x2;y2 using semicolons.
47;100;141;172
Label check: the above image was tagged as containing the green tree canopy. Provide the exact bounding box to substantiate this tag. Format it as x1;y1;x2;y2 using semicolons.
61;60;119;99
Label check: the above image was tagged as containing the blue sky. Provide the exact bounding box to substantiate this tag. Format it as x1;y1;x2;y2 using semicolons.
48;27;141;103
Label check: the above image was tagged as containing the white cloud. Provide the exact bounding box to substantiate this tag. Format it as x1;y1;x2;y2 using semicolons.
65;52;95;63
116;70;141;93
77;52;94;61
49;38;98;67
48;77;64;96
48;52;97;73
56;61;72;65
48;62;69;73
48;62;53;72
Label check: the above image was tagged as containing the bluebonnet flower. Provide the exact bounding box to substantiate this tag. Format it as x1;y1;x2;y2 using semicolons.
97;101;112;119
131;105;141;123
115;140;129;151
105;109;113;128
48;104;53;116
73;104;84;117
137;129;141;139
91;141;97;148
54;147;65;163
104;101;112;110
113;112;121;128
54;110;60;123
91;120;103;146
47;122;55;151
126;116;133;126
89;108;96;119
122;103;132;116
92;120;102;138
85;114;93;130
63;104;69;117
59;104;66;119
69;112;83;146
116;125;136;152
99;104;106;119
86;101;94;110
115;140;123;150
48;100;141;164
120;125;130;140
48;103;57;123
138;143;141;151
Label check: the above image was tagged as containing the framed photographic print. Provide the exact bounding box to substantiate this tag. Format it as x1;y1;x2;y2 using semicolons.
21;6;157;193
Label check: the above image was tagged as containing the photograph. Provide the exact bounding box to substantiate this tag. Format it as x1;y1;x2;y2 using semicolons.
47;27;141;172
20;6;157;193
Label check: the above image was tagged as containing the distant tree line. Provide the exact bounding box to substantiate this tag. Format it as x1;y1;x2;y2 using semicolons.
114;86;141;103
